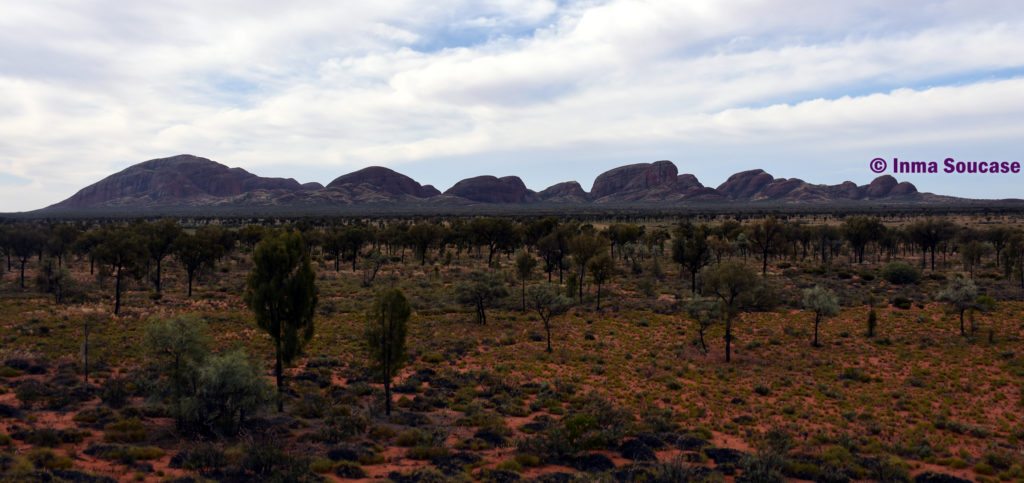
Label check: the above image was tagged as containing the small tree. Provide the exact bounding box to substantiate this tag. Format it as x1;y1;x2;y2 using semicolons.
186;350;269;435
672;223;711;294
365;289;411;416
174;231;219;297
588;253;616;311
569;233;607;303
526;285;571;353
454;271;509;324
141;219;182;293
94;227;147;315
9;226;44;289
515;251;538;311
802;285;840;347
36;257;70;304
686;297;721;355
867;309;878;338
360;251;387;287
702;260;758;362
144;316;211;427
938;277;978;336
244;230;318;412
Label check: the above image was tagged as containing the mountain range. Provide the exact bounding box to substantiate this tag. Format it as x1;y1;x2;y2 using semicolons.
33;154;981;215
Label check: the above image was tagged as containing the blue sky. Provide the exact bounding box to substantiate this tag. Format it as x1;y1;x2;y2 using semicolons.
3;0;1024;211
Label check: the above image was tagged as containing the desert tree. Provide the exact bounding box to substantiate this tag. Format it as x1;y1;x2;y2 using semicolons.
94;226;147;315
237;225;266;252
360;251;387;287
0;225;8;275
814;225;842;269
174;231;220;297
985;226;1013;266
515;250;538;311
672;223;711;294
141;219;183;293
189;349;269;435
568;233;607;303
959;240;992;279
46;223;79;269
36;257;70;304
907;218;957;270
524;217;559;252
408;222;441;266
323;226;346;272
866;297;878;338
749;217;784;276
702;260;758;362
470;217;519;266
74;228;104;275
537;231;566;283
244;230;318;412
686;296;721;355
455;270;509;324
144;316;211;428
938;277;978;336
9;225;44;289
588;253;616;311
526;284;572;353
842;216;884;264
365;288;410;415
1004;233;1024;291
802;285;840;347
604;223;644;259
81;311;103;384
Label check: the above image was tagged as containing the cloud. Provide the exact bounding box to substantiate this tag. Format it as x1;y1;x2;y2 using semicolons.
2;0;1024;211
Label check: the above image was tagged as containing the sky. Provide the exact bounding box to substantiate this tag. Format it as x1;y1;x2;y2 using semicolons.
3;0;1024;211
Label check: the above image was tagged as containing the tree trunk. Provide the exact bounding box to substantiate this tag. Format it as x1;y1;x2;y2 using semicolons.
187;271;194;297
83;320;90;384
725;318;732;362
384;348;392;416
521;280;526;312
813;313;821;347
275;338;284;412
114;266;122;315
596;282;602;311
545;319;552;353
959;309;965;336
578;268;585;303
155;258;162;293
19;259;26;288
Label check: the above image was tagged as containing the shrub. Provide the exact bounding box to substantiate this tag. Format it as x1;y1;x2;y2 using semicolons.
180;350;270;435
170;443;226;472
100;377;131;409
882;262;920;285
891;296;913;310
104;418;147;443
26;448;73;470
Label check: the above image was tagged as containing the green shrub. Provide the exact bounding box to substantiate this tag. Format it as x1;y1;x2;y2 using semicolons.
891;296;913;310
396;429;427;447
180;350;270;435
882;262;921;285
104;418;147;443
26;448;73;470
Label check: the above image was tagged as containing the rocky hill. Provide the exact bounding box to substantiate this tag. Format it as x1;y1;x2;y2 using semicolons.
36;154;962;215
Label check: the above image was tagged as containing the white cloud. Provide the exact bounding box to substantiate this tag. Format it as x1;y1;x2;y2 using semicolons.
2;0;1024;211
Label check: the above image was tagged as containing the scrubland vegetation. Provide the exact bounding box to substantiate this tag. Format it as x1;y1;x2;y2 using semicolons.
0;213;1022;482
